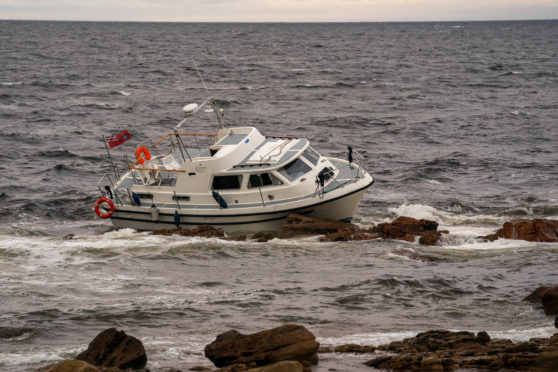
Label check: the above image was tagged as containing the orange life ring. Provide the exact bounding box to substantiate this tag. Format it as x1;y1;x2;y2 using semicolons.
135;146;151;165
94;197;115;219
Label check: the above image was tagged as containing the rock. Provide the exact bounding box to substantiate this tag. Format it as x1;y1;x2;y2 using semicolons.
76;328;147;370
365;329;558;371
152;225;225;238
252;232;276;242
484;219;558;242
555;316;558;329
277;214;358;239
333;344;377;353
223;235;247;241
524;286;551;304
189;367;212;371
542;287;558;315
372;216;441;245
35;360;101;372
204;324;319;368
246;361;303;372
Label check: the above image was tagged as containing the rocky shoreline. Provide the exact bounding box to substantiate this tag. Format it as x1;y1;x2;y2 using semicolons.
36;316;558;372
35;285;558;372
152;214;558;245
37;217;558;372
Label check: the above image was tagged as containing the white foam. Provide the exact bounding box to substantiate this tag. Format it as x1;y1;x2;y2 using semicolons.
0;345;84;367
319;331;418;347
388;203;502;227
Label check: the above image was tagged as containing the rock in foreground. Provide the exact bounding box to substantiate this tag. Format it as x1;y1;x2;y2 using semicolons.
35;360;100;372
204;324;319;369
76;328;147;370
365;329;558;371
484;219;558;242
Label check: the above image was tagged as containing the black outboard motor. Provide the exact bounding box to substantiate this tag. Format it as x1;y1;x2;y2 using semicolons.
347;146;353;164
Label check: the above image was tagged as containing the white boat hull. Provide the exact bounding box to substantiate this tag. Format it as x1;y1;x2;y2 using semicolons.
109;180;372;234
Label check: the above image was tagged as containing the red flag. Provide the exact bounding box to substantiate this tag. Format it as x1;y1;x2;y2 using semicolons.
105;129;131;148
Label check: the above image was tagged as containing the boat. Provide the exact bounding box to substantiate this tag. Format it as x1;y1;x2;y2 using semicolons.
94;89;374;233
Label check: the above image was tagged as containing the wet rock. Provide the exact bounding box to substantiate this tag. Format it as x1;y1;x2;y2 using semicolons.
189;367;211;371
252;232;276;242
247;361;303;372
365;329;558;371
542;287;558;315
204;324;319;368
277;214;358;239
372;216;441;245
76;328;147;370
484;219;558;242
223;235;247;241
152;225;225;238
35;360;100;372
524;286;551;304
333;344;377;353
556;316;558;329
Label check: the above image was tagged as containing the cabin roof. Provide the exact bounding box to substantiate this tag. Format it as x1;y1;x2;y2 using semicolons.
227;137;308;172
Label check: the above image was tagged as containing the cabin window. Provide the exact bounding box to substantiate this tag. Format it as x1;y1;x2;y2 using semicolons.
135;193;153;199
172;195;190;201
248;172;283;188
302;147;320;165
212;175;242;190
279;158;312;181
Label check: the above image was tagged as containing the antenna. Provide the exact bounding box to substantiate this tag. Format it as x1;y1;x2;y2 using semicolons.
192;60;226;129
193;60;211;99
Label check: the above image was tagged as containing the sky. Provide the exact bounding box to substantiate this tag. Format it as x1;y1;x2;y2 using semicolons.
1;0;557;22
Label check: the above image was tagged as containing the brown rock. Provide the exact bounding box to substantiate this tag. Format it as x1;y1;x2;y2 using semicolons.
333;344;376;353
365;329;558;371
252;232;276;242
524;287;551;304
204;324;319;368
223;235;247;241
246;361;303;372
485;219;558;242
372;216;441;245
277;214;358;239
35;360;101;372
542;287;558;315
419;230;441;245
152;225;225;238
76;328;147;370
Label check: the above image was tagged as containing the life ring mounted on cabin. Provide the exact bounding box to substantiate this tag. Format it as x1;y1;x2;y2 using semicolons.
135;146;152;165
94;197;115;219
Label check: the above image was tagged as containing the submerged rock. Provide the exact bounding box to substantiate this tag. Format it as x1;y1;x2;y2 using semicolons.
483;219;558;242
204;324;319;369
277;214;359;239
76;328;147;370
365;329;558;371
152;225;225;238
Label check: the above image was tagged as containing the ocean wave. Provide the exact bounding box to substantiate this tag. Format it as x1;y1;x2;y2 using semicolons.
387;203;504;227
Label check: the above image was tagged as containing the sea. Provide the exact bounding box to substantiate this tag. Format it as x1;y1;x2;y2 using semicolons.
1;20;558;371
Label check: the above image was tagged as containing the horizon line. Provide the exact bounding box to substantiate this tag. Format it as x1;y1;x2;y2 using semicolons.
1;18;557;24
